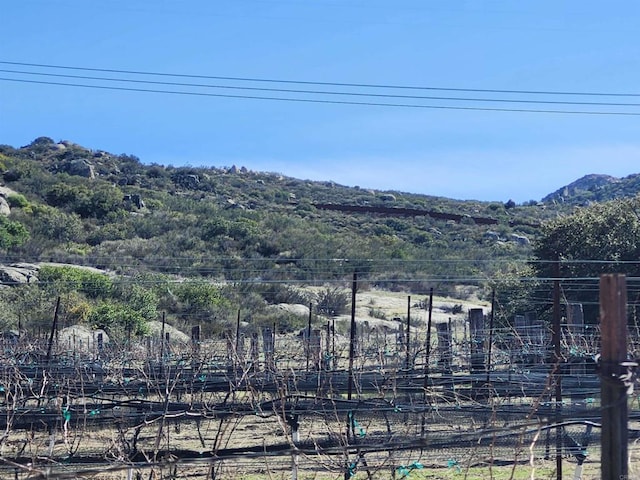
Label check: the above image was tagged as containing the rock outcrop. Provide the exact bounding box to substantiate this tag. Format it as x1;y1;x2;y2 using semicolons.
0;263;39;284
62;159;96;179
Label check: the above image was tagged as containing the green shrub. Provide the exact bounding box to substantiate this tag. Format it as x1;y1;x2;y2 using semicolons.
368;307;387;319
88;301;149;339
7;194;29;208
39;265;113;298
254;283;311;305
0;217;29;249
315;287;350;317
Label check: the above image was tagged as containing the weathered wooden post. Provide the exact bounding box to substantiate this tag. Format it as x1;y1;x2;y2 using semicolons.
289;415;300;480
160;312;166;363
332;319;336;370
347;272;357;401
424;289;434;375
97;332;104;357
600;273;629;480
552;260;563;480
191;325;200;343
262;327;274;372
486;289;495;385
345;272;358;480
46;296;61;364
191;325;201;370
436;322;452;375
325;320;331;371
468;308;485;397
235;309;241;361
306;304;313;372
421;289;434;437
405;295;411;371
250;332;259;371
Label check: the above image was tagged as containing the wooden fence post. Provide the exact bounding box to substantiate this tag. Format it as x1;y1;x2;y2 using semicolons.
405;295;411;371
345;272;357;480
160;312;166;363
552;260;562;480
347;272;357;401
46;296;61;364
325;320;331;371
600;273;629;479
306;303;312;372
250;332;259;371
97;332;104;358
191;325;201;369
469;308;484;397
262;327;274;372
486;289;495;385
424;288;434;377
436;322;452;375
290;415;300;480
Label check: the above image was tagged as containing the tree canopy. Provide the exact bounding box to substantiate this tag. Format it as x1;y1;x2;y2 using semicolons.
534;196;640;323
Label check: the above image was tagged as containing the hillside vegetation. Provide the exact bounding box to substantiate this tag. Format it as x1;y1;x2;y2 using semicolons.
0;137;554;277
0;136;630;338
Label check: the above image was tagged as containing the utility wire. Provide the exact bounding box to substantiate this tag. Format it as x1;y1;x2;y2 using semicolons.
4;68;640;108
3;60;640;98
4;61;640;115
4;77;640;116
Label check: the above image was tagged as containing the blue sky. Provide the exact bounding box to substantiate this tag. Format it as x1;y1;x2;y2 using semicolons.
2;1;640;203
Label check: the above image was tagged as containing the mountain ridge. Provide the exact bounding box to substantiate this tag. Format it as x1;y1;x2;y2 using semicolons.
542;172;640;206
9;136;636;205
542;173;620;203
0;136;637;290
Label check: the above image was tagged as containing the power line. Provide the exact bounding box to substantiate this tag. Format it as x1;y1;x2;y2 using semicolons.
4;68;640;108
4;77;640;116
2;60;640;98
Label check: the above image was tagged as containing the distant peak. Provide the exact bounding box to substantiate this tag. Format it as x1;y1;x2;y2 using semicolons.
542;174;620;203
566;173;619;187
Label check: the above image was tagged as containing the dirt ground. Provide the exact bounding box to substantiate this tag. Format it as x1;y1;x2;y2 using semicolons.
301;285;491;336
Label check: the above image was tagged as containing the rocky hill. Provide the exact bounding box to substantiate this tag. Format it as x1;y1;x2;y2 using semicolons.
0;137;548;281
542;173;640;205
0;136;637;289
0;136;638;338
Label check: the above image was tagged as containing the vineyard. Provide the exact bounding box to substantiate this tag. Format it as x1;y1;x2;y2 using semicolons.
0;280;635;480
